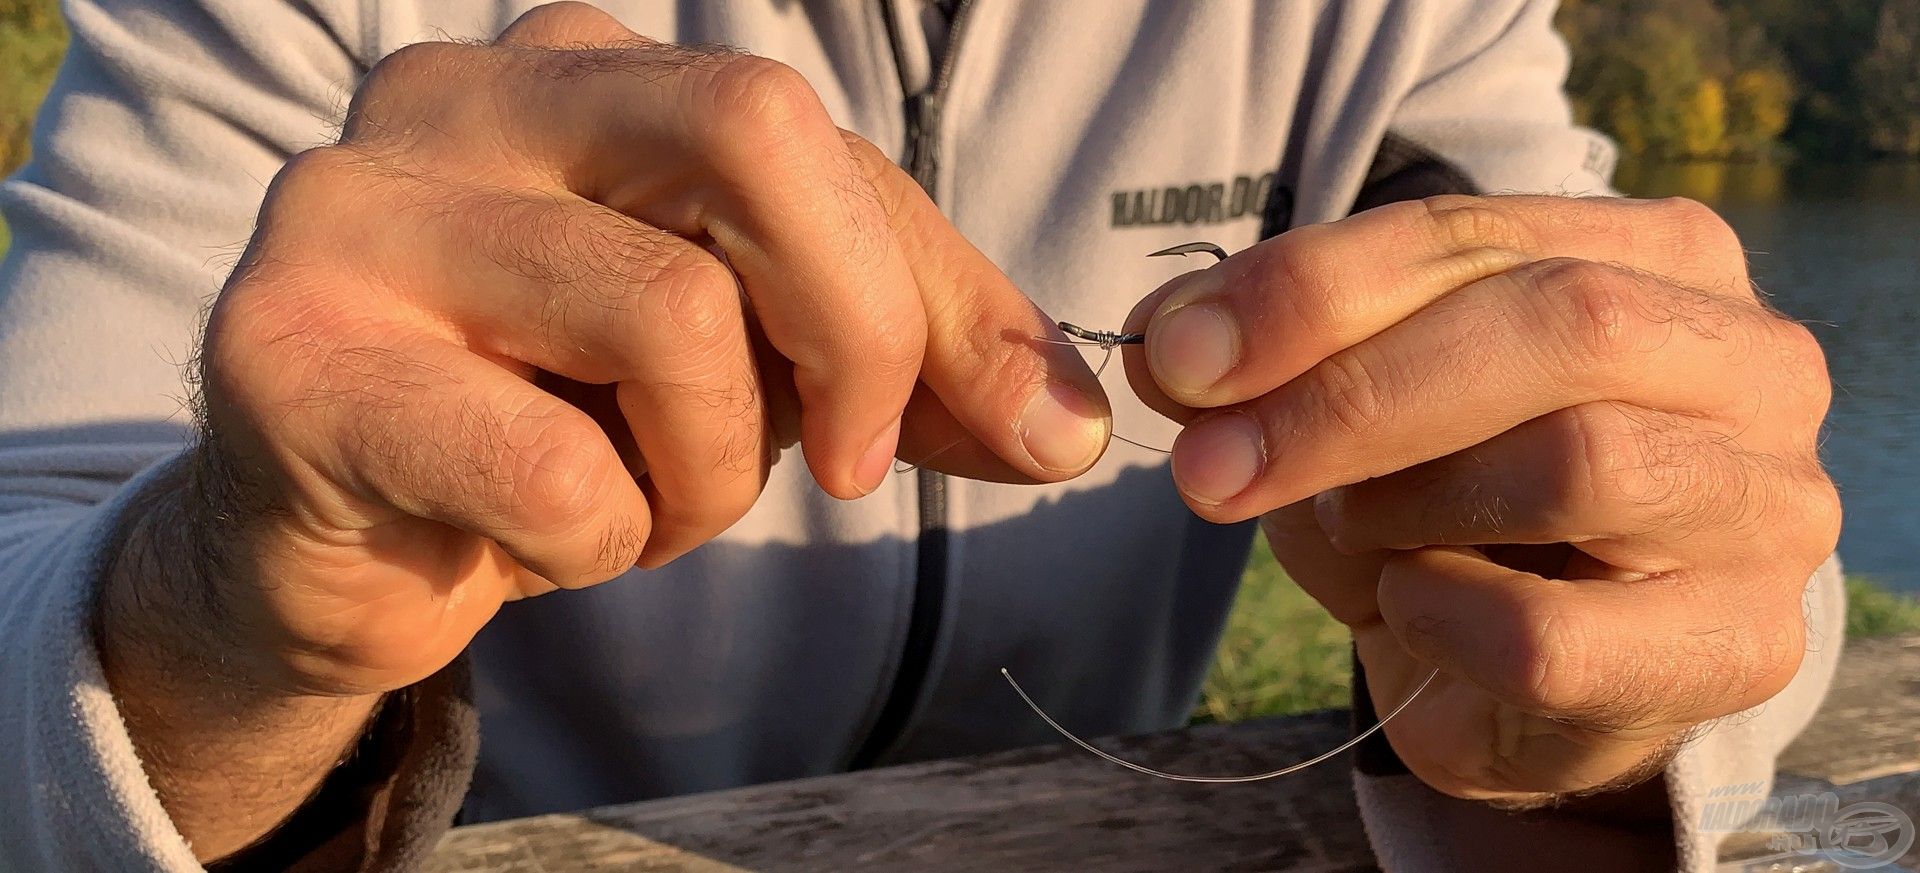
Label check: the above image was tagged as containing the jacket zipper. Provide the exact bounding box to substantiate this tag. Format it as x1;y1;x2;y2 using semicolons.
849;0;977;770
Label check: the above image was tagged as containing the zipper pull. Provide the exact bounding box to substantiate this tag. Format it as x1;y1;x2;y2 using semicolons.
904;91;944;187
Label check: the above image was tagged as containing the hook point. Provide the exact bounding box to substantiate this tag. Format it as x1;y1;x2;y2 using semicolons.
1146;242;1230;262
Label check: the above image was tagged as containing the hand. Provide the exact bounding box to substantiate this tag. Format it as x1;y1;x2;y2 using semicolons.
1124;195;1839;805
112;1;1110;702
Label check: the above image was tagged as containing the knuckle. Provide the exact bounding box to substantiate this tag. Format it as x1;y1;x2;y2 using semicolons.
251;154;383;273
263;146;368;226
1311;349;1395;437
1649;195;1721;227
1506;597;1650;727
275;144;360;188
1561;405;1676;528
1420;194;1535;252
1807;475;1844;556
201;286;291;411
1267;229;1362;333
347;42;480;138
836;127;891;169
1508;594;1597;714
1773;318;1835;422
515;1;607;33
947;284;1020;371
1786;464;1843;560
1530;258;1648;369
1690;595;1810;719
202;279;362;425
860;318;928;385
702;54;821;135
1648;197;1746;282
1738;607;1809;709
511;408;620;525
1776;318;1828;373
365;41;474;91
649;250;741;345
628;265;750;382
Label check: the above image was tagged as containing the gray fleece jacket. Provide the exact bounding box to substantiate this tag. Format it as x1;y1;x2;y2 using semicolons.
0;0;1844;870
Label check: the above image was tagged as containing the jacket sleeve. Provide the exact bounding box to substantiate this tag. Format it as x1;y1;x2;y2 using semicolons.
0;2;474;869
1341;3;1848;872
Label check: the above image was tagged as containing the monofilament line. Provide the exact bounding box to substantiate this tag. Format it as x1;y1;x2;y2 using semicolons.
899;241;1229;473
1000;666;1440;783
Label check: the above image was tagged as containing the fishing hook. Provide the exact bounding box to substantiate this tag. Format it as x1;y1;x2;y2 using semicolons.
1045;241;1230;376
897;242;1231;473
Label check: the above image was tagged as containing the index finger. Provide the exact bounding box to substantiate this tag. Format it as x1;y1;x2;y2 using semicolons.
1123;195;1750;412
355;16;928;499
837;132;1111;481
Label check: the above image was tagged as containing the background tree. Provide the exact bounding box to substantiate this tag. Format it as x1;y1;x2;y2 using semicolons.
1857;0;1920;155
1727;68;1795;155
0;0;65;177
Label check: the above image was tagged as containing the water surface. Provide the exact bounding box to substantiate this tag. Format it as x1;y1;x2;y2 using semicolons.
1618;162;1920;592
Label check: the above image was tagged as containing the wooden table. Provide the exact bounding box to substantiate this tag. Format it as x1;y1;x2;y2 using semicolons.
428;636;1920;872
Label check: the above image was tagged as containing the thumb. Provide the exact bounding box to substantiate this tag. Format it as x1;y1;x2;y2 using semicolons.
837;131;1111;482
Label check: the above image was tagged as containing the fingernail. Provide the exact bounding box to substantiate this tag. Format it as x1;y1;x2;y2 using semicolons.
1172;413;1265;505
1150;302;1240;397
1312;489;1361;554
1311;489;1344;533
854;418;901;495
1147;268;1236;398
1018;381;1107;473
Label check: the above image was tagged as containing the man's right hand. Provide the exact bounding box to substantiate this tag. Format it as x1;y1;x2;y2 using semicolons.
97;3;1109;858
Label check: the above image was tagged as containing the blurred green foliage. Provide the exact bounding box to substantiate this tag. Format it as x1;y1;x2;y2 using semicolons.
1845;575;1920;640
1560;0;1920;158
1195;541;1352;724
1203;540;1920;724
1;0;65;178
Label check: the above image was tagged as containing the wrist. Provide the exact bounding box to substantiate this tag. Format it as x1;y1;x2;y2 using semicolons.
97;452;383;860
98;447;286;701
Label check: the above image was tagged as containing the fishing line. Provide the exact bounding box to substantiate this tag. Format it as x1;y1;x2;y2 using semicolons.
1109;432;1171;454
895;243;1223;473
890;406;1171;474
901;242;1427;780
901;242;1441;780
1002;666;1440;783
1000;242;1438;782
889;330;1171;474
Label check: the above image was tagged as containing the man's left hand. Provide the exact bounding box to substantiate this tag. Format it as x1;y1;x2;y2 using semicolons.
1124;194;1840;805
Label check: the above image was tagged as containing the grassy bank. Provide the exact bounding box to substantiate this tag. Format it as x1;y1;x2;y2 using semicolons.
1199;540;1920;723
1194;541;1351;724
1846;574;1920;639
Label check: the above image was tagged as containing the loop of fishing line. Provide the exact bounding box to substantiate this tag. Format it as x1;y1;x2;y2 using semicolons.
899;241;1415;782
1002;666;1440;783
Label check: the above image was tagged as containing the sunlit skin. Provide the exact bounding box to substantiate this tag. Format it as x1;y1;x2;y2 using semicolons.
93;2;1839;863
99;4;1111;860
1123;194;1839;806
